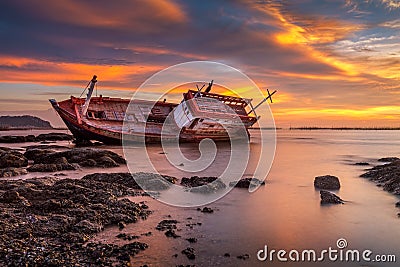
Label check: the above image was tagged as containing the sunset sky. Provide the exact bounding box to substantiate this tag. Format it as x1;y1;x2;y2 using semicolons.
0;0;399;127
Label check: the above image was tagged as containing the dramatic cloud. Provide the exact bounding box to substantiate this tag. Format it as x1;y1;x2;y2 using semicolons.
0;0;399;127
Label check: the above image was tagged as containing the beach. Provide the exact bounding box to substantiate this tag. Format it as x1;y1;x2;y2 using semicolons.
0;129;399;266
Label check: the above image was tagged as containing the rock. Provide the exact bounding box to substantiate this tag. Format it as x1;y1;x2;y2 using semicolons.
35;133;73;141
237;254;250;260
200;207;214;213
0;133;73;143
360;159;400;195
24;144;70;150
181;176;218;187
224;253;231;257
0;167;28;177
229;178;265;188
181;176;226;193
0;135;28;143
97;156;119;168
82;172;176;192
354;162;370;166
23;148;55;162
27;163;77;172
165;229;180;238
118;221;126;230
141;231;152;236
116;233;140;240
320;190;344;204
156;219;178;231
73;220;103;234
314;175;341;190
378;157;400;162
35;148;125;168
186;237;197;243
0;176;151;265
0;149;28;168
181;247;196;260
79;158;97;167
133;172;177;191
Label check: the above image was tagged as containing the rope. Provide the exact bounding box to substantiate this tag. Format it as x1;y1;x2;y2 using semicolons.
79;81;91;98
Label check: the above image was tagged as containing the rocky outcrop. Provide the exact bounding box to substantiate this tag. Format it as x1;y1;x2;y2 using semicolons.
35;133;73;141
314;175;341;190
34;148;125;165
361;158;400;195
24;148;126;172
0;176;151;265
378;157;399;163
27;163;78;172
0;133;73;143
320;190;344;204
82;172;177;191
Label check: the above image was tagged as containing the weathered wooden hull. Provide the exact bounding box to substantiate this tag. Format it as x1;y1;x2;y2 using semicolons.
50;98;248;144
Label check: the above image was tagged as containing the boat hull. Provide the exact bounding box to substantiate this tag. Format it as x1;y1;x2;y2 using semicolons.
50;99;248;144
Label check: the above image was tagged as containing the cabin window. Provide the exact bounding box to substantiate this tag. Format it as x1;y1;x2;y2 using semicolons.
87;111;106;119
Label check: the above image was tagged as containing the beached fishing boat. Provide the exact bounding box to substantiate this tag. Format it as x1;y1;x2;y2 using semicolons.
50;75;275;144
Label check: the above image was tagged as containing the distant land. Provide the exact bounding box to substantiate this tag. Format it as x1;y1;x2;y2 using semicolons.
0;115;54;130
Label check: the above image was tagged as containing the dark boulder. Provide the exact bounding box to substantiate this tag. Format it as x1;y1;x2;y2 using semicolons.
314;175;341;190
354;162;370;166
320;190;344;204
165;229;180;238
199;207;214;213
229;178;265;188
181;247;195;260
181;176;226;193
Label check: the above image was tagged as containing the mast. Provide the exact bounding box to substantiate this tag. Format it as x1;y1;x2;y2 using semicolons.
81;75;97;116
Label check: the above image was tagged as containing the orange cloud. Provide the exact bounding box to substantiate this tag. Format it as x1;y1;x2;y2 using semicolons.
0;55;163;89
262;4;362;76
14;0;187;30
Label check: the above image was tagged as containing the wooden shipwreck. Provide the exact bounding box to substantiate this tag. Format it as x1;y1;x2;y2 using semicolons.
50;75;275;144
